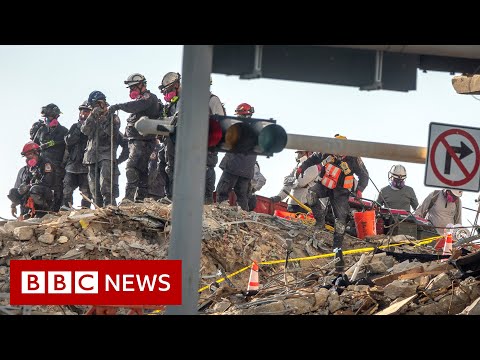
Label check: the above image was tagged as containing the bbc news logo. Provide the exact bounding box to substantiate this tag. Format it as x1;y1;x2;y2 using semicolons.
10;260;182;305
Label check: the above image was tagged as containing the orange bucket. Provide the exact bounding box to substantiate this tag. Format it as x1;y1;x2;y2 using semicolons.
353;210;376;239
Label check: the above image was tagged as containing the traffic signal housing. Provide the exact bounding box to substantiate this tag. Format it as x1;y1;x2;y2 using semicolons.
135;114;287;157
208;115;287;157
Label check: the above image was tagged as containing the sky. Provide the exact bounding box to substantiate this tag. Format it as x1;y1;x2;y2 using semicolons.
1;45;480;231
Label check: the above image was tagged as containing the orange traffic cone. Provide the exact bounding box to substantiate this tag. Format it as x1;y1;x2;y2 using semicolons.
441;232;453;261
246;261;259;296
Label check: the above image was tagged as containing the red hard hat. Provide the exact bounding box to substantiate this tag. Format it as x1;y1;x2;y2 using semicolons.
21;141;40;155
235;103;254;116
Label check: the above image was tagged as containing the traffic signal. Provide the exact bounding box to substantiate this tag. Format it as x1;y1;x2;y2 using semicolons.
135;115;177;137
208;115;287;157
135;114;287;157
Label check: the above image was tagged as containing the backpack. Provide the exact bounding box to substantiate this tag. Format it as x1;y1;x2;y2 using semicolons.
427;190;460;214
209;94;226;115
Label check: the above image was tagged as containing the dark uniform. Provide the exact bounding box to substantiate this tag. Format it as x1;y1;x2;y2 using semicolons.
81;108;121;207
32;122;68;212
64;120;91;208
111;91;161;202
206;93;225;204
8;156;55;218
163;98;179;199
147;140;168;200
216;153;257;210
298;153;369;271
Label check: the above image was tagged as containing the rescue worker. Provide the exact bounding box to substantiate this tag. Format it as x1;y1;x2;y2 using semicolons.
159;72;181;200
8;141;55;219
415;189;462;235
216;103;257;210
81;90;121;207
159;73;224;204
32;103;68;212
296;134;369;273
376;164;419;212
147;138;168;200
271;150;321;213
206;77;225;204
248;161;266;211
63;101;93;208
107;73;162;203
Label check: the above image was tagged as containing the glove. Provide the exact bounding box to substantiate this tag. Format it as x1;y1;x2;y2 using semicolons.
11;204;17;218
17;183;31;196
40;140;55;150
355;190;362;199
270;196;282;203
295;167;304;179
92;106;106;117
108;104;120;115
283;176;295;186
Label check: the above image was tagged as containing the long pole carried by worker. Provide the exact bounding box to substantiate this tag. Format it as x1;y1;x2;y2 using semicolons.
110;112;114;204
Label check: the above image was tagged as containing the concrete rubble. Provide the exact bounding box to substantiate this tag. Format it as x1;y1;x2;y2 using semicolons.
0;199;479;315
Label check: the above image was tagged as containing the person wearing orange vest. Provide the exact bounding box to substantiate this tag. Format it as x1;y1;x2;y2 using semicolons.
296;134;369;273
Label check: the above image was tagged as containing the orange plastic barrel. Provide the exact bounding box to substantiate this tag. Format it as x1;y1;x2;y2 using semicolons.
353;210;377;239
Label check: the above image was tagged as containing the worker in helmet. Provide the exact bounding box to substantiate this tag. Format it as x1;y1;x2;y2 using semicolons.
216;103;257;210
415;189;462;235
271;150;321;213
206;76;226;204
376;164;418;212
296;134;369;273
158;72;181;200
8;141;55;219
63;101;93;208
81;90;122;207
107;73;162;203
31;103;68;212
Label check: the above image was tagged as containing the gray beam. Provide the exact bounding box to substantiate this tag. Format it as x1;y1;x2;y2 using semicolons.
286;134;427;164
165;45;212;315
326;45;480;60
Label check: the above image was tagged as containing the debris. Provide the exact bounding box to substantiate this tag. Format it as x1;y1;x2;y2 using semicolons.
0;201;479;315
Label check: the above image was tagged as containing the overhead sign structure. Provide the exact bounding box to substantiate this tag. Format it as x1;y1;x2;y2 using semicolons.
425;122;480;192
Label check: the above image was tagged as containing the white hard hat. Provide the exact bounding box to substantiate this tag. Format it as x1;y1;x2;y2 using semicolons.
389;164;407;179
450;189;463;197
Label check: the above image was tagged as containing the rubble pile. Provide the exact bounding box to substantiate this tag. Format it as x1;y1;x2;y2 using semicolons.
0;199;479;315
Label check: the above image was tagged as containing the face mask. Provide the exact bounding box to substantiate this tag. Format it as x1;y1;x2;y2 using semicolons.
390;178;405;189
27;158;38;167
164;91;177;102
129;90;141;99
446;192;457;203
47;118;59;127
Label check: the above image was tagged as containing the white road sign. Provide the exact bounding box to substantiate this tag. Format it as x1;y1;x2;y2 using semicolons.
425;122;480;192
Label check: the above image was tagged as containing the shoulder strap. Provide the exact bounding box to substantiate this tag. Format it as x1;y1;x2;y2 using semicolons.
427;190;441;212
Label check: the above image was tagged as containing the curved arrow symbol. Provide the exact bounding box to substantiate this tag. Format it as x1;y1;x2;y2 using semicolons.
445;141;473;175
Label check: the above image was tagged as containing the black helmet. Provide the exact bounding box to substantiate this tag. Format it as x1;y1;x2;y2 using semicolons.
124;73;146;88
87;90;106;106
78;100;91;111
41;103;61;118
159;72;181;92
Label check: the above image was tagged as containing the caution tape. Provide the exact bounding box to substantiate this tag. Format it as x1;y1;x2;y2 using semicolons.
197;234;443;293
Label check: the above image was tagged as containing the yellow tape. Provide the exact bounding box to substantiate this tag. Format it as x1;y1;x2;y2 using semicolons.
197;234;443;293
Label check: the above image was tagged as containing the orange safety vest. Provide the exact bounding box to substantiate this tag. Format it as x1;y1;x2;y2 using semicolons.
321;163;354;190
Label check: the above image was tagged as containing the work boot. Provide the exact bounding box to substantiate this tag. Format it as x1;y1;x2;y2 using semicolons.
333;248;345;273
310;204;326;230
333;234;345;273
123;187;136;202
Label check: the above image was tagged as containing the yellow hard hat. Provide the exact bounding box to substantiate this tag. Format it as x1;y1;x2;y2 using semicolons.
334;134;347;140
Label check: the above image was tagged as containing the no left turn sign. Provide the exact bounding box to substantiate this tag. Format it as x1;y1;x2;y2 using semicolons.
425;122;480;192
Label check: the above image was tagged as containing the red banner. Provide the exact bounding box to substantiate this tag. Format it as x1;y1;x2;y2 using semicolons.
9;260;182;305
